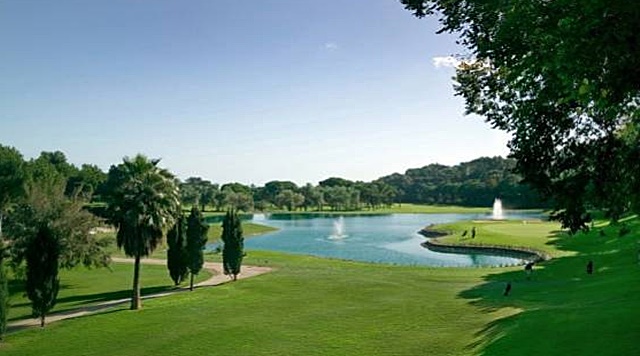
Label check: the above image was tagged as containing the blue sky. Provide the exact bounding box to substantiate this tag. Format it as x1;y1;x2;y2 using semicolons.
0;0;509;185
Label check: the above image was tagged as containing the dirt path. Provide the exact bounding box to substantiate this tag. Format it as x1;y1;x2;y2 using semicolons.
8;258;272;331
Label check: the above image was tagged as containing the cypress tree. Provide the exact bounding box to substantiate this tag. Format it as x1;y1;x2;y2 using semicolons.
0;252;8;341
167;215;189;286
221;209;244;281
26;225;60;328
186;206;209;291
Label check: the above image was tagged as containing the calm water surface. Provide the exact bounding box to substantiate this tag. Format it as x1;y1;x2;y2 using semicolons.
212;212;541;267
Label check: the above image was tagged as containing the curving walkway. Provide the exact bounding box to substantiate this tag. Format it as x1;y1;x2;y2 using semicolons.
8;258;272;331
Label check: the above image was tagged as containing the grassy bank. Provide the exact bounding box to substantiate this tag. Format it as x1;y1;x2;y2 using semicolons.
429;220;569;258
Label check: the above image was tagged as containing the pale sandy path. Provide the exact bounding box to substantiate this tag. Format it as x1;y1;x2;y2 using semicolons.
8;258;272;331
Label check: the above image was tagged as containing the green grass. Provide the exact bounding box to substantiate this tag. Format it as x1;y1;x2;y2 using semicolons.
456;217;640;355
432;219;570;258
197;203;511;218
206;222;278;242
3;253;505;355
3;217;639;355
7;263;212;322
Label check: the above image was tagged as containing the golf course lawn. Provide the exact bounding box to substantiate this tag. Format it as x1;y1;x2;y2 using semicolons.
2;218;639;355
432;220;570;258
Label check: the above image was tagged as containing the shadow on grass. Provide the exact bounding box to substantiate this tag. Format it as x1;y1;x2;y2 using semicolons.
458;220;640;355
8;285;173;322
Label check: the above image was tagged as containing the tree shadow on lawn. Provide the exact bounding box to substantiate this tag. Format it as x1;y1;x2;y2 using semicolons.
458;222;640;355
8;285;172;321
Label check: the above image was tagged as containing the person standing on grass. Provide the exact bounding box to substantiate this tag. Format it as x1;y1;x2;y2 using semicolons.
471;226;476;239
524;262;534;280
587;260;594;275
503;282;512;296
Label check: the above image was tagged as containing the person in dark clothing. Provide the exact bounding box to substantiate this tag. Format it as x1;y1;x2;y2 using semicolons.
461;230;468;237
503;282;512;296
586;260;594;275
471;226;476;239
524;262;534;280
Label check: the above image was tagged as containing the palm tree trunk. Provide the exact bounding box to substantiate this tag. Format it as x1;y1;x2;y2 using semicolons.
189;272;194;291
131;254;141;310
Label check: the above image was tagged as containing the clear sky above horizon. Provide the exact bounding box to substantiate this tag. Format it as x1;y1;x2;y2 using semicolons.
0;0;510;186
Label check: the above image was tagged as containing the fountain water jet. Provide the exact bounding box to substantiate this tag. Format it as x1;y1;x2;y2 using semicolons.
492;198;504;220
328;216;347;240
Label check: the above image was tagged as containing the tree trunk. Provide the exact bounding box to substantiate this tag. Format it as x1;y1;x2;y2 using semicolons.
189;272;194;291
233;273;237;281
131;254;141;310
40;314;45;328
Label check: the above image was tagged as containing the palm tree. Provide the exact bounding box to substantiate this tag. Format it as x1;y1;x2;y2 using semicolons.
103;155;180;310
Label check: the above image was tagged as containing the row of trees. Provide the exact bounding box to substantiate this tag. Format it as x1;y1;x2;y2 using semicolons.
0;147;244;337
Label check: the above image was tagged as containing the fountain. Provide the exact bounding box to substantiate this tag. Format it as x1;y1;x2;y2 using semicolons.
328;216;347;240
492;198;504;220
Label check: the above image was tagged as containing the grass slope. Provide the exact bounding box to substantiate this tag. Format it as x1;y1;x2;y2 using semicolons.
460;217;640;355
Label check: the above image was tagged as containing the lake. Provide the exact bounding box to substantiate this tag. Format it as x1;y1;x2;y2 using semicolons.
209;212;542;267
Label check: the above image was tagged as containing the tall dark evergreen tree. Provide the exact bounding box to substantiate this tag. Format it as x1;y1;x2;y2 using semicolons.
167;215;188;286
26;225;60;328
186;206;209;291
0;250;8;341
221;209;243;281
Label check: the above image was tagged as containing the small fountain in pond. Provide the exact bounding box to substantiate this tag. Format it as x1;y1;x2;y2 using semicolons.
328;216;347;240
492;198;504;220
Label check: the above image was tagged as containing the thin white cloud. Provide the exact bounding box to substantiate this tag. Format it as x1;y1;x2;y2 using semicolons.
432;56;461;69
324;42;338;51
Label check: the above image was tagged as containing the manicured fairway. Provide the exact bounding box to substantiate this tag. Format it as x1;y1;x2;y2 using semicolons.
433;220;569;257
2;218;639;355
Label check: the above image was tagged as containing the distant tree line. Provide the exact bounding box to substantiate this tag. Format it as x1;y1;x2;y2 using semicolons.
0;150;543;213
377;157;545;209
176;157;544;211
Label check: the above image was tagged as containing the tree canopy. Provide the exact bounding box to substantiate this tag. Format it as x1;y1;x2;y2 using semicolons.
402;0;640;231
103;155;180;309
